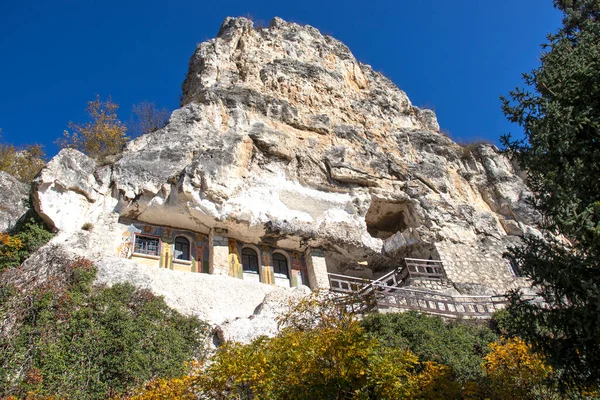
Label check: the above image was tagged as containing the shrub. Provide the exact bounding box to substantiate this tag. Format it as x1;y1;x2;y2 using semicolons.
0;259;210;399
483;337;554;400
0;213;53;273
0;135;46;182
129;101;169;138
457;138;493;158
193;323;420;399
167;294;426;399
361;311;498;382
130;297;584;399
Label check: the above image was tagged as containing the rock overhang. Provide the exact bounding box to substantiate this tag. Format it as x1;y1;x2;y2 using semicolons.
31;16;539;294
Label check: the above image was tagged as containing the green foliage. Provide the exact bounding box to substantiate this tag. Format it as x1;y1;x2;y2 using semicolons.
0;259;210;399
133;297;565;400
191;295;428;399
361;311;498;382
500;0;600;386
0;214;53;273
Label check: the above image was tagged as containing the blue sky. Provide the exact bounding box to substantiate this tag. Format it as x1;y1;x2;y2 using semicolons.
0;1;562;157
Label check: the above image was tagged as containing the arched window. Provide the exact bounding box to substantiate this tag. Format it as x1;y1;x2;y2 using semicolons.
272;252;289;278
174;236;190;261
242;247;259;273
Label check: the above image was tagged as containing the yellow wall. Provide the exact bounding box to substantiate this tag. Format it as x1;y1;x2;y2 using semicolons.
172;261;193;272
131;254;161;268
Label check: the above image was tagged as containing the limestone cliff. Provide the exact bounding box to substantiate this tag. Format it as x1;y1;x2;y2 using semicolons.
0;171;29;232
28;17;538;338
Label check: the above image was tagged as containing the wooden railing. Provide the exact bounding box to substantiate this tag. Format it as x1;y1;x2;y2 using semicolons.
327;258;515;318
403;258;446;280
373;285;507;318
328;258;448;295
328;273;372;294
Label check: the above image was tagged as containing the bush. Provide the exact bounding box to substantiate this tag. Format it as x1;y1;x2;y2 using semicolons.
0;136;46;182
193;322;421;399
0;259;210;399
483;337;555;400
129;101;169;138
0;213;53;273
361;311;498;382
130;297;586;399
457;138;493;158
153;295;431;399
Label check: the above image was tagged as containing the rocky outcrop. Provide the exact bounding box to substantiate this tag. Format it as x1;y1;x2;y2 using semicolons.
3;239;309;343
112;17;537;268
25;17;540;337
0;171;29;232
32;148;116;233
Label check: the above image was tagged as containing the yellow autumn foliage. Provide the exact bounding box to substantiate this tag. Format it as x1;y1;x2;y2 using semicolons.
129;296;565;400
132;294;427;399
129;362;200;400
58;95;128;159
483;337;553;399
0;138;46;182
0;233;23;258
192;321;423;399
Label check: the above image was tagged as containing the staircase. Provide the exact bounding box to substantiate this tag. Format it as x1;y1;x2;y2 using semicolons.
328;258;508;318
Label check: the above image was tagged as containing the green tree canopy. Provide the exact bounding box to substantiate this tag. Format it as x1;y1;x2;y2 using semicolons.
500;0;600;387
361;312;498;382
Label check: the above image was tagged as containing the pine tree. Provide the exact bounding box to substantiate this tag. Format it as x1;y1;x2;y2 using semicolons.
500;0;600;387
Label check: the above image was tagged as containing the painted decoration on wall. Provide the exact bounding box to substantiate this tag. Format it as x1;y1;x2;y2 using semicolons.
291;251;308;286
228;239;243;278
117;218;209;272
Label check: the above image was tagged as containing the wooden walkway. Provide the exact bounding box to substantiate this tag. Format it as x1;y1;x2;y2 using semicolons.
328;258;508;318
375;286;507;318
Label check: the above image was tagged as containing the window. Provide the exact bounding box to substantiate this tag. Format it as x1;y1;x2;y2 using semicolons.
174;236;191;261
134;235;160;256
242;248;259;273
272;252;289;278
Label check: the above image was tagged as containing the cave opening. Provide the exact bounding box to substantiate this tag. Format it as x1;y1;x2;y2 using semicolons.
365;198;417;240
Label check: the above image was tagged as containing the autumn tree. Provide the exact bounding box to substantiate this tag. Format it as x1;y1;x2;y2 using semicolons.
500;0;600;387
0;130;46;182
483;338;554;400
129;101;169;137
132;294;470;400
129;293;570;399
58;95;128;159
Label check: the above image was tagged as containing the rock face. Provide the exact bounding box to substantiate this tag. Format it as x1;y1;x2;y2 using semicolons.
28;17;538;338
0;171;29;232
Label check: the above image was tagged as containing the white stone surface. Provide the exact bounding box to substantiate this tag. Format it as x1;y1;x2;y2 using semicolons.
0;171;29;232
24;17;543;340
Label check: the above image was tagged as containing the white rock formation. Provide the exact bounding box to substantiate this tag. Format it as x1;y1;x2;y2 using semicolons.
0;171;29;232
25;17;540;338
